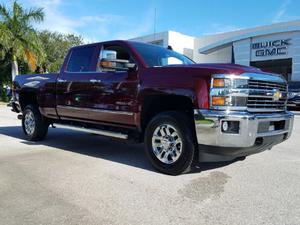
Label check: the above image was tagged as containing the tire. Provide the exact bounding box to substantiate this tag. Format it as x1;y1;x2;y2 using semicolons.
22;104;49;141
145;111;196;175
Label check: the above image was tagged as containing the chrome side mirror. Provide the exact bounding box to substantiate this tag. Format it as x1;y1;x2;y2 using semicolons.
101;50;117;60
99;50;136;71
99;58;136;71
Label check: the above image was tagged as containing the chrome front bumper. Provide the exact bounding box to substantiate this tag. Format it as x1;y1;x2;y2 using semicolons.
194;109;294;148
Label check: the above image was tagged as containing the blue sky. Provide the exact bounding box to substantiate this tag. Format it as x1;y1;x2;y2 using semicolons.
2;0;300;43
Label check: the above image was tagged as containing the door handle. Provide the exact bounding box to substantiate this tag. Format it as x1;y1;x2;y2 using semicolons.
90;79;102;83
57;78;67;83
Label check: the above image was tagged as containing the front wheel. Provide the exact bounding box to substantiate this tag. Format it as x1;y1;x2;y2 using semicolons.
145;111;196;175
22;105;49;141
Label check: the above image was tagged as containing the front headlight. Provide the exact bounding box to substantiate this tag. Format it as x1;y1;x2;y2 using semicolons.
210;74;249;110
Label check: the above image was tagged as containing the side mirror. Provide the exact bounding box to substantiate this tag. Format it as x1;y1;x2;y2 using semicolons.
99;50;136;71
99;58;136;71
101;50;117;60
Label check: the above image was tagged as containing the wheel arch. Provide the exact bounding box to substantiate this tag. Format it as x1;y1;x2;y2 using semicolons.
140;94;195;133
19;90;38;111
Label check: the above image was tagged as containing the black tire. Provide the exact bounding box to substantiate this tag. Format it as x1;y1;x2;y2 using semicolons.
22;104;49;141
145;111;196;175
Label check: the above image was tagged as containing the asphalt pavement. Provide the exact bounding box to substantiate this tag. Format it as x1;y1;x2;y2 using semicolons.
0;105;299;225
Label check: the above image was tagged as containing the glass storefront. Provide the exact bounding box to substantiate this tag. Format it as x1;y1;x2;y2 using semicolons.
250;58;292;81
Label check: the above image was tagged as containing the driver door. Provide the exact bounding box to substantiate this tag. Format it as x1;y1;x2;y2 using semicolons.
84;43;138;125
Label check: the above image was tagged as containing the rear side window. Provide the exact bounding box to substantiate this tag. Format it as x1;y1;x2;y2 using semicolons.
66;46;96;72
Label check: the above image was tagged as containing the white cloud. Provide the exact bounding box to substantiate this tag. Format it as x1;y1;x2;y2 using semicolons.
272;0;289;22
111;9;155;40
80;15;122;23
201;23;242;35
272;0;296;23
20;0;154;43
24;0;80;34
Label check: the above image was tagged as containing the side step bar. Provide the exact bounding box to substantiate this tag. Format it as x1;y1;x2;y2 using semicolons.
53;124;128;140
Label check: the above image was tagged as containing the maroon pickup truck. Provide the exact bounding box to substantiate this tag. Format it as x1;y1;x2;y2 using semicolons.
11;40;294;175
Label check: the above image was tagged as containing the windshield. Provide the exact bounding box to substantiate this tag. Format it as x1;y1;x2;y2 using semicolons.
131;42;195;67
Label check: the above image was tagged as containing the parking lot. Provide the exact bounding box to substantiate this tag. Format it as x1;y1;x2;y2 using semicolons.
0;104;299;225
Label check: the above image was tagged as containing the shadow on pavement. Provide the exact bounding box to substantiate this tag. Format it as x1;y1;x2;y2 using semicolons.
0;126;240;175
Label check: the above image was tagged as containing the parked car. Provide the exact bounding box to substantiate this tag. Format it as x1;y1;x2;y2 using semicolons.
288;81;300;108
10;40;294;175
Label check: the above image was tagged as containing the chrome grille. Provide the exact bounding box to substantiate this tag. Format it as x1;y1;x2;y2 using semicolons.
248;80;287;92
247;79;287;112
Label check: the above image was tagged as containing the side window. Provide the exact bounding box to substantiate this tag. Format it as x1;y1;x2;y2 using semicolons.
66;46;96;72
97;45;134;72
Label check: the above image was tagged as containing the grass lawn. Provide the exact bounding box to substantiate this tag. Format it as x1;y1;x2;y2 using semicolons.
195;119;214;125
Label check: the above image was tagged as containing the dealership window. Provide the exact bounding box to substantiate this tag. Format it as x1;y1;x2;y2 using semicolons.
149;40;164;46
250;58;292;81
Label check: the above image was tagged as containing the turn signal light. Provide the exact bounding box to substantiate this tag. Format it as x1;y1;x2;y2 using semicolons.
213;78;225;87
212;96;225;106
99;61;113;67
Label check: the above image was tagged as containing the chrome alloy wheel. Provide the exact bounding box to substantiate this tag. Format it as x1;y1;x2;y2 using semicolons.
24;111;35;136
151;124;183;164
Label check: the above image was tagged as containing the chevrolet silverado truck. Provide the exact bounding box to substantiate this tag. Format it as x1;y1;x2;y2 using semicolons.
11;40;294;175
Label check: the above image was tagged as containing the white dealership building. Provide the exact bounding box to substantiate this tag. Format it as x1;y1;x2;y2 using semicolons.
131;20;300;81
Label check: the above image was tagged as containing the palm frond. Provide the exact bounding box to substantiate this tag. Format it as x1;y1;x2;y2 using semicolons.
24;49;37;71
17;30;45;64
0;3;11;22
0;22;14;49
23;7;44;23
12;1;24;21
0;0;45;73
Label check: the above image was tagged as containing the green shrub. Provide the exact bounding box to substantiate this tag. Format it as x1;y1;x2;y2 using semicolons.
0;86;9;102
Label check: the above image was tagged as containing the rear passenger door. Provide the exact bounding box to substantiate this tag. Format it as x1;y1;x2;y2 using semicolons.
56;45;98;120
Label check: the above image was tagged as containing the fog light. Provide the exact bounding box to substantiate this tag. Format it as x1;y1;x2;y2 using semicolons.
221;121;240;133
222;121;228;131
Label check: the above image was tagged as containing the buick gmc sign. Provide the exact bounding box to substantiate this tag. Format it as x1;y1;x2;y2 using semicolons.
252;38;291;57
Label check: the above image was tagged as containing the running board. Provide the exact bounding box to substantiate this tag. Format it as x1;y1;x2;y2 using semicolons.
53;124;128;140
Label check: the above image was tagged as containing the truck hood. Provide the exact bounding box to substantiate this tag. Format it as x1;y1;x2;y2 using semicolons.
163;63;262;75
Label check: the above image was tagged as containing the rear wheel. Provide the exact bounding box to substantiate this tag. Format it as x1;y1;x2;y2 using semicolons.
22;105;49;141
145;111;196;175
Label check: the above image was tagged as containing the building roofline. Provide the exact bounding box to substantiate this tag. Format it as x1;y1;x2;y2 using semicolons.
199;20;300;54
129;30;195;41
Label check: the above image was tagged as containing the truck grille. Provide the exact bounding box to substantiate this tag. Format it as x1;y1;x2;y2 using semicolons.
248;80;287;92
247;79;287;112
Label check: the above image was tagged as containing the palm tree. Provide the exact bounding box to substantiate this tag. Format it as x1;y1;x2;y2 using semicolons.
0;1;44;81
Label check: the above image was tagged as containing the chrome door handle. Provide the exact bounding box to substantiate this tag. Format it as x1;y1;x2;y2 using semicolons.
90;79;102;83
57;78;67;83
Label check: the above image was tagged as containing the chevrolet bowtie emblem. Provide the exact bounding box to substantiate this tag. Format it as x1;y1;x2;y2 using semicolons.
273;89;282;101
